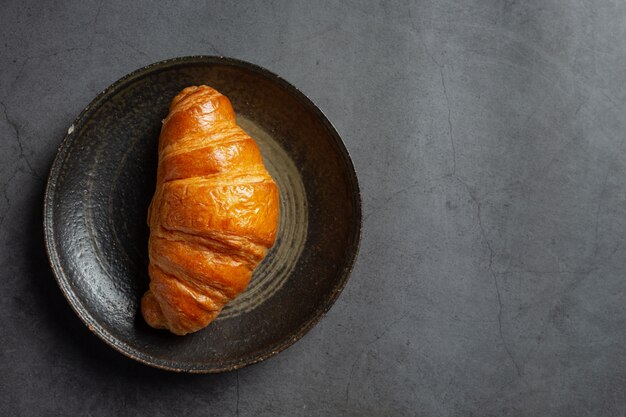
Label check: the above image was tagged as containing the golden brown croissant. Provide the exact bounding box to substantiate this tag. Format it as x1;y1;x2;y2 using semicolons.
141;85;279;335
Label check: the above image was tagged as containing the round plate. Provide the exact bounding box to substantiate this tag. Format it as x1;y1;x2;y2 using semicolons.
44;56;361;373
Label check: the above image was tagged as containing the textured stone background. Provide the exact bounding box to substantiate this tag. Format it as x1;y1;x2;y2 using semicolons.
1;0;626;416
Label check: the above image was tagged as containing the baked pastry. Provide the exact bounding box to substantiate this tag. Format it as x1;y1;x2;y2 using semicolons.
141;85;279;335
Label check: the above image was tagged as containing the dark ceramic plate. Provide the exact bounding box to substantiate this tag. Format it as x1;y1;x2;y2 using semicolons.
44;56;361;373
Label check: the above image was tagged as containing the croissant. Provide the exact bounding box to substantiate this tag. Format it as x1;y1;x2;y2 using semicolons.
141;85;280;335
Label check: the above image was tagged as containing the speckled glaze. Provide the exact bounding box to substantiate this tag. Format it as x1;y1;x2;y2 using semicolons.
43;56;361;373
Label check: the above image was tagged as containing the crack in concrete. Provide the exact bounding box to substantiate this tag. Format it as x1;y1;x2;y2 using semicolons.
410;1;521;378
0;100;42;180
456;176;521;377
363;180;421;221
411;12;520;376
440;67;456;175
408;9;456;176
344;313;409;408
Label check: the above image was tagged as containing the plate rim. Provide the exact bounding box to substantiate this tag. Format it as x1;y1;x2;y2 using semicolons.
43;55;362;373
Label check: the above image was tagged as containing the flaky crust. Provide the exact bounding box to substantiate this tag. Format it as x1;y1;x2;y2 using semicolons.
141;85;279;335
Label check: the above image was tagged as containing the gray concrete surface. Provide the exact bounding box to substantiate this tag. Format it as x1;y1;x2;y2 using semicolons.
1;0;626;415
